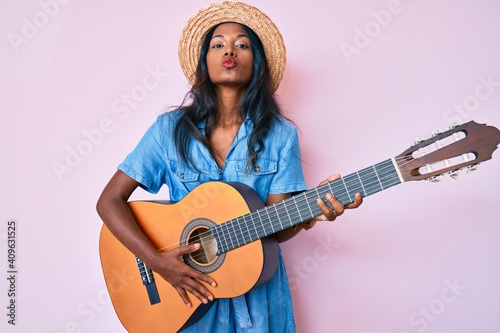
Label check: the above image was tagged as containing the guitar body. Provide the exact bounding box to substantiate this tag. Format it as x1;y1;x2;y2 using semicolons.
99;181;279;333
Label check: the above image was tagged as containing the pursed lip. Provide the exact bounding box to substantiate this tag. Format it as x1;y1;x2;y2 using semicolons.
222;57;237;69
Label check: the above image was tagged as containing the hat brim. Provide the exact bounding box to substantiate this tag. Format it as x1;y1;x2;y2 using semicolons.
178;1;286;93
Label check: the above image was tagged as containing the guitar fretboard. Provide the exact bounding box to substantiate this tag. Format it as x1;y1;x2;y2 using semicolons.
211;158;402;254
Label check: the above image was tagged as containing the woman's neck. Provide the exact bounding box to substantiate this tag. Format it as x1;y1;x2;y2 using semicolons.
215;87;245;127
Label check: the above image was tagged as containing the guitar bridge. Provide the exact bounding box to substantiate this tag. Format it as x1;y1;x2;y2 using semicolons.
136;257;161;305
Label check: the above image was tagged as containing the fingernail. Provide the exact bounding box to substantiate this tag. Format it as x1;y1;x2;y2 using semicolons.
208;295;214;301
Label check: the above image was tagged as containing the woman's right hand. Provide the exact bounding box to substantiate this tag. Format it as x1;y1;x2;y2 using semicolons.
147;243;217;307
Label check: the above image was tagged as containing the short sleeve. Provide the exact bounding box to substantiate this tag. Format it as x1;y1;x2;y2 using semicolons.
118;116;168;194
268;123;308;195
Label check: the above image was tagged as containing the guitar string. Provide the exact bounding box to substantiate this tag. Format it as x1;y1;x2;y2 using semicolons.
184;159;405;260
161;155;446;264
156;154;459;262
154;156;384;259
185;148;477;261
155;155;420;258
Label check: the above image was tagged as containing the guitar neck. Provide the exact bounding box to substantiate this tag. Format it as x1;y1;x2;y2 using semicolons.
211;158;403;254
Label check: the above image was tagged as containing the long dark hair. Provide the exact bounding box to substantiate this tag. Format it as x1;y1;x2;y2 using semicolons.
174;23;286;171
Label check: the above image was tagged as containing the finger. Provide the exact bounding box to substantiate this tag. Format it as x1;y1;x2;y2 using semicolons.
316;197;332;216
175;242;202;256
345;193;363;209
190;269;217;288
326;173;341;182
316;195;337;221
180;281;211;305
319;173;341;185
177;261;217;289
175;286;193;307
325;193;345;217
175;271;215;304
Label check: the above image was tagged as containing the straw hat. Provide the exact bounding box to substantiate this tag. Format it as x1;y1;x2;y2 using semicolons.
178;1;286;92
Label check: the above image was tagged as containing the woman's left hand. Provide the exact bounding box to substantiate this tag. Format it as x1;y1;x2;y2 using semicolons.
301;174;363;230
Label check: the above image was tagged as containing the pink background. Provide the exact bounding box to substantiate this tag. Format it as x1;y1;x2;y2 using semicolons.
2;0;500;332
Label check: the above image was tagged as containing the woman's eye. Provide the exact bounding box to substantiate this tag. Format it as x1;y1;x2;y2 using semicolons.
212;44;223;49
236;44;249;49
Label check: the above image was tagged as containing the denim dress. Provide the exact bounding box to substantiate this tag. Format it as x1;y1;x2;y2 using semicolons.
118;110;308;332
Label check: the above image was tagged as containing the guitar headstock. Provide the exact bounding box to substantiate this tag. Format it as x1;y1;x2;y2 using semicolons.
395;121;500;182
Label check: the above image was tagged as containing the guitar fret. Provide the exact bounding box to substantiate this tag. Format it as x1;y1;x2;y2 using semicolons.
236;217;246;246
292;196;303;222
282;201;293;229
220;224;229;253
341;177;352;202
343;173;364;202
273;203;284;231
233;218;242;247
211;226;220;254
266;207;275;234
212;225;222;254
248;214;259;241
355;171;367;196
372;165;384;190
237;220;244;245
225;222;235;251
301;191;320;219
375;160;399;189
249;211;264;239
241;214;252;244
314;187;321;202
249;212;259;241
213;225;224;254
358;167;380;196
327;181;350;207
305;193;314;218
256;210;266;237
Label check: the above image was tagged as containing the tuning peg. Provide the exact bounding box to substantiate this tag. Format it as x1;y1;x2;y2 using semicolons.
466;164;479;174
449;170;459;180
431;130;442;137
427;175;442;182
414;137;425;145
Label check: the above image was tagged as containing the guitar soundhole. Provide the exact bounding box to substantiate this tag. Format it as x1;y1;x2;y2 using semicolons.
188;227;217;264
181;218;225;274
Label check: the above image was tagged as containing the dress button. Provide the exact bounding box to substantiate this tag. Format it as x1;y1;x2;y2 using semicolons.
254;166;261;172
180;173;185;179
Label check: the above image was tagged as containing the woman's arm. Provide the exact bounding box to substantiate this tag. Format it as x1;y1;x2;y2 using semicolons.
96;170;217;307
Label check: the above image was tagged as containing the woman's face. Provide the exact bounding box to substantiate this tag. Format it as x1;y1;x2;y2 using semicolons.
206;23;254;90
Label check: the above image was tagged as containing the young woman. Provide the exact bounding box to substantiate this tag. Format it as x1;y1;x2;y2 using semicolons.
97;2;362;332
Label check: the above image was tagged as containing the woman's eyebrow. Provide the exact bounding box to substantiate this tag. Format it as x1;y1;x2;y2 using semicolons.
211;34;249;39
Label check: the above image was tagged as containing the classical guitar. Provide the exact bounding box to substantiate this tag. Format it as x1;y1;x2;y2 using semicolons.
99;121;500;333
